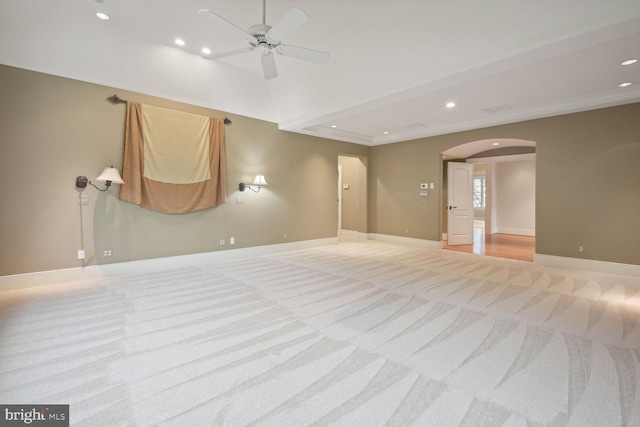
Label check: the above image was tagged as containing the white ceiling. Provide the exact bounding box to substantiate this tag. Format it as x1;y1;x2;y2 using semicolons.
1;0;639;151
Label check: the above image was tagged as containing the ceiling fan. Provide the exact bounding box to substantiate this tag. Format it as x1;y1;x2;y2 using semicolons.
198;0;330;79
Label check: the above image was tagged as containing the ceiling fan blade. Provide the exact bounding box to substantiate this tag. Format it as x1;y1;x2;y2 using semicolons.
261;52;278;80
198;9;257;44
267;6;308;42
203;47;255;60
277;44;330;64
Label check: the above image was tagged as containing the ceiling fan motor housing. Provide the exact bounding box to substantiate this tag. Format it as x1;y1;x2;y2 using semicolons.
248;24;272;36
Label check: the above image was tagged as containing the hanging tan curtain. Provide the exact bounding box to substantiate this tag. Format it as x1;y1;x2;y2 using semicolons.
119;102;227;214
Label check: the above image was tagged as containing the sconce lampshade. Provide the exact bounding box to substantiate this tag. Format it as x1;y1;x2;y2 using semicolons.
95;166;124;185
239;173;267;192
252;173;268;187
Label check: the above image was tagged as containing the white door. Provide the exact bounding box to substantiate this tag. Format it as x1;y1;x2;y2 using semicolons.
447;162;474;245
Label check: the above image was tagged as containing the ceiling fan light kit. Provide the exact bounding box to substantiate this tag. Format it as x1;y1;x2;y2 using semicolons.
199;0;330;79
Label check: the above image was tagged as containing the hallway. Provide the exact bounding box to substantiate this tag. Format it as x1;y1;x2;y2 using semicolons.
443;220;535;262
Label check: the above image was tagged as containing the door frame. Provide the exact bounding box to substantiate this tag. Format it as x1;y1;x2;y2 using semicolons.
337;155;368;238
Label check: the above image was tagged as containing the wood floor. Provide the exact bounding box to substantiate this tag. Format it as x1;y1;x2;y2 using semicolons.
443;221;535;262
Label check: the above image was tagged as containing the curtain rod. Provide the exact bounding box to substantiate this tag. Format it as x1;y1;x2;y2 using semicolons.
107;95;232;125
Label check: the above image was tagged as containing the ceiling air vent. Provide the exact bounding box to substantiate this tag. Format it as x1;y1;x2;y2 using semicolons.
482;104;512;114
402;122;426;130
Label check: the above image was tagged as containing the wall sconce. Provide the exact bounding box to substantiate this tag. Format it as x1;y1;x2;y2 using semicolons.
76;166;124;191
239;173;268;193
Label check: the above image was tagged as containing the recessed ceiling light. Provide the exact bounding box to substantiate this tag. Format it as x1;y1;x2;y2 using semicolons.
446;101;456;109
619;82;633;88
621;59;638;66
330;125;337;128
383;131;389;135
201;47;211;55
174;38;186;46
492;142;500;146
96;12;110;20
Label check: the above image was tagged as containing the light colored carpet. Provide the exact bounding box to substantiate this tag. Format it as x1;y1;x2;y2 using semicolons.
1;240;639;426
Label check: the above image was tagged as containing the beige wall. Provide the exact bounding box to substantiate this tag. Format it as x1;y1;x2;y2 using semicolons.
370;139;448;240
2;65;639;276
534;106;640;265
0;65;369;276
371;103;640;266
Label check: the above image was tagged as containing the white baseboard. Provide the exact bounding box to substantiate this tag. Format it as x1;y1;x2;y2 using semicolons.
368;233;442;249
534;253;640;278
339;229;369;240
496;227;536;237
0;238;338;291
444;230;535;238
6;238;636;292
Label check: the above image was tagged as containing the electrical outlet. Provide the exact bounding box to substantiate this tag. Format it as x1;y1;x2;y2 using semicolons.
103;249;112;257
219;239;226;245
229;237;235;245
77;250;85;260
284;233;287;239
578;245;584;253
236;197;245;204
78;195;89;205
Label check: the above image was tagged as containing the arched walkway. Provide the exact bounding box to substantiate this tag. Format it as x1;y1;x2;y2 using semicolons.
441;138;536;261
